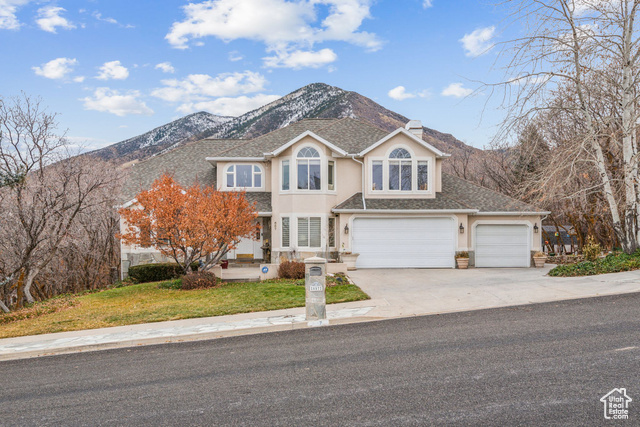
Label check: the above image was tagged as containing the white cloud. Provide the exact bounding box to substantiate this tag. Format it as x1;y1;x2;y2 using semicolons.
460;26;496;57
165;0;380;68
81;88;153;116
91;11;134;28
151;71;268;103
32;57;77;79
441;82;473;98
388;86;430;101
423;0;433;8
155;62;175;73
228;51;243;62
36;6;75;33
263;48;337;69
0;0;31;30
177;94;281;116
96;60;129;80
388;86;415;101
73;76;85;83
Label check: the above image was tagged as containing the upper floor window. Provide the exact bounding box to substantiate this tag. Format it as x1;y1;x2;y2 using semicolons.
282;160;290;191
389;149;412;191
226;164;262;188
297;147;321;190
370;146;430;193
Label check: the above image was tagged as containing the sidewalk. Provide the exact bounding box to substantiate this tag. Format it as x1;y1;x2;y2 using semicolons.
0;299;386;361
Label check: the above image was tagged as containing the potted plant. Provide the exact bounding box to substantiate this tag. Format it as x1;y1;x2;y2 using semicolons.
340;245;360;270
533;251;547;268
455;251;469;269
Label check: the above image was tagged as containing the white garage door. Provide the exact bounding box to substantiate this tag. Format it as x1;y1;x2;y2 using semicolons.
475;224;530;267
352;218;455;268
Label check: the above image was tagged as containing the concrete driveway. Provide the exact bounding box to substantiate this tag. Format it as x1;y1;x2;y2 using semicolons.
348;266;640;318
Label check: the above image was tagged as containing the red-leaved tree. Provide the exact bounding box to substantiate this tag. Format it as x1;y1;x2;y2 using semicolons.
119;174;258;273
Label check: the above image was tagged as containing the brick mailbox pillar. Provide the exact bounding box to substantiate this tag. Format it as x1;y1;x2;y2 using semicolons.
304;256;328;327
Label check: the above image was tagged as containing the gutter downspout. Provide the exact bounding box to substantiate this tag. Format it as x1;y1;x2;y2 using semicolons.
349;155;366;210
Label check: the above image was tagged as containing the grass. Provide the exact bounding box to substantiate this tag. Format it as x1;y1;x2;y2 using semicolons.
0;278;369;339
549;250;640;277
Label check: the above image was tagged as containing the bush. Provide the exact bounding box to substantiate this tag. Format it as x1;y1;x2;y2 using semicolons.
157;279;183;290
278;260;305;279
181;271;218;290
128;262;198;283
549;250;640;277
582;236;602;262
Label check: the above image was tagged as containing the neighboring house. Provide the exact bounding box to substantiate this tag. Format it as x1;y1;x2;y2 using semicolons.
542;225;578;254
119;118;549;275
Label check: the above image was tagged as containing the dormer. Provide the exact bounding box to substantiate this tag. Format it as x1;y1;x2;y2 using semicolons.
360;120;448;199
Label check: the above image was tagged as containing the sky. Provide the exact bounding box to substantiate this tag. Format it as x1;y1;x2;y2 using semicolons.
0;0;516;151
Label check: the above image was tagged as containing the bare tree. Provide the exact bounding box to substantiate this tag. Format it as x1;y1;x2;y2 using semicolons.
0;94;121;306
493;0;640;253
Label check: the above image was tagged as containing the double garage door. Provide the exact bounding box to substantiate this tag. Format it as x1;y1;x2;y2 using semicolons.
351;218;531;268
352;218;456;268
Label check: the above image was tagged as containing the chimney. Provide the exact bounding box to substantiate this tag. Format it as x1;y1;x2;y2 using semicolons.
405;120;423;139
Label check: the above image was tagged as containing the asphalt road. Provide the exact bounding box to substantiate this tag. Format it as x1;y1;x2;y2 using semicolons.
2;293;639;426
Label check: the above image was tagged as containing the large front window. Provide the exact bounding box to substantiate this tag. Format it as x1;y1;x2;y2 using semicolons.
297;147;321;190
370;147;430;192
298;217;321;247
227;164;262;188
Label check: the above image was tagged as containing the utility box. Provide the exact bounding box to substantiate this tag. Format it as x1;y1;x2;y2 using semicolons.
304;257;328;327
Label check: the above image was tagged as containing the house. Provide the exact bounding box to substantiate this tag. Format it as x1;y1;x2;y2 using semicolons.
542;225;578;254
119;118;549;275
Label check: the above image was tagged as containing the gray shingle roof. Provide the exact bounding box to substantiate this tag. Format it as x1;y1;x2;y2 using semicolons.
119;138;239;204
333;173;546;213
214;119;339;157
245;192;272;213
314;118;389;154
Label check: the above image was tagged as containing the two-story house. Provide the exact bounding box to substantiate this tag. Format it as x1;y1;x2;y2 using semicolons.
119;118;549;273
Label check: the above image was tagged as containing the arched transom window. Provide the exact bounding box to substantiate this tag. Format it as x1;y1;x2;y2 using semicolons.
388;148;412;191
226;164;262;188
297;147;321;190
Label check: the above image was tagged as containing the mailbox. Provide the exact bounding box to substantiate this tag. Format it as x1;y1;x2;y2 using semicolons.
304;257;328;326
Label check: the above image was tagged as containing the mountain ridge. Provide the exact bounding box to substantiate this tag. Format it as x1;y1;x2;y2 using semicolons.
90;83;474;164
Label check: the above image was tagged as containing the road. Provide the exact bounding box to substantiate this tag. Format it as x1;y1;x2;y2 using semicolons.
2;293;639;426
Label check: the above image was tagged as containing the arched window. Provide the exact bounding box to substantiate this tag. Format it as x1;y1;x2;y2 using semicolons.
389;148;411;159
297;147;321;190
388;148;412;191
226;164;262;188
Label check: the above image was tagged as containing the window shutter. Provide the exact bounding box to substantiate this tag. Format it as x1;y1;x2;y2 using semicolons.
298;217;309;247
310;217;321;247
282;217;290;247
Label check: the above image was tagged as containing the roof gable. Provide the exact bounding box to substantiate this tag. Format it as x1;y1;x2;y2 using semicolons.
358;127;447;158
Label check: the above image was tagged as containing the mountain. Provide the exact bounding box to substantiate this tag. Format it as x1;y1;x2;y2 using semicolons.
92;83;474;163
91;112;233;163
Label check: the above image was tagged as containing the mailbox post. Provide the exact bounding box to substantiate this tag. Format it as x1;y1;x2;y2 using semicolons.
304;256;328;327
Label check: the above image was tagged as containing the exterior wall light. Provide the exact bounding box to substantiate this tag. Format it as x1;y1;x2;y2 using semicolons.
344;224;349;234
459;223;465;234
534;223;539;233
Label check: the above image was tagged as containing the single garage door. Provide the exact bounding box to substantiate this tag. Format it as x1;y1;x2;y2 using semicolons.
475;224;530;267
352;218;455;268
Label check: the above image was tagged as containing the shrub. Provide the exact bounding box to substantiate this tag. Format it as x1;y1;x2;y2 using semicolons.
549;250;640;277
157;279;183;290
455;251;469;259
181;271;218;290
128;262;198;283
278;260;305;279
582;236;602;262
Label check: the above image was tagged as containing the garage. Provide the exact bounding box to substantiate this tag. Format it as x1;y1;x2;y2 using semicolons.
351;217;456;268
475;224;530;267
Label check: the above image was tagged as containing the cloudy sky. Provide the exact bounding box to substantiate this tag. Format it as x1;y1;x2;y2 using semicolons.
1;0;512;150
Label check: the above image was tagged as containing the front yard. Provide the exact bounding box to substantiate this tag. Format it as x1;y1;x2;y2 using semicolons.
549;250;640;277
0;279;369;339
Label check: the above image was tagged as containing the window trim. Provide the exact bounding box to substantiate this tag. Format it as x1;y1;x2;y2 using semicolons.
223;163;265;190
367;145;433;195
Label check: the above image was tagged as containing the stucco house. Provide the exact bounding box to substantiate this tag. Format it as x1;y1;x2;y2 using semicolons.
119;118;549;274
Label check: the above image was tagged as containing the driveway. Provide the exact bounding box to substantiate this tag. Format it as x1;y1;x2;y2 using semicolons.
348;266;640;318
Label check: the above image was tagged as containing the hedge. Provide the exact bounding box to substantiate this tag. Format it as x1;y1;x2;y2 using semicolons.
128;262;198;283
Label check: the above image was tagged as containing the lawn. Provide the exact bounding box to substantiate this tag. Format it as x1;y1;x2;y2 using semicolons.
549;250;640;277
0;279;369;339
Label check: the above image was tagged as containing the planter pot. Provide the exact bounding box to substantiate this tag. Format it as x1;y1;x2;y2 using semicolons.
533;256;546;268
340;253;360;271
221;260;229;269
456;258;469;269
